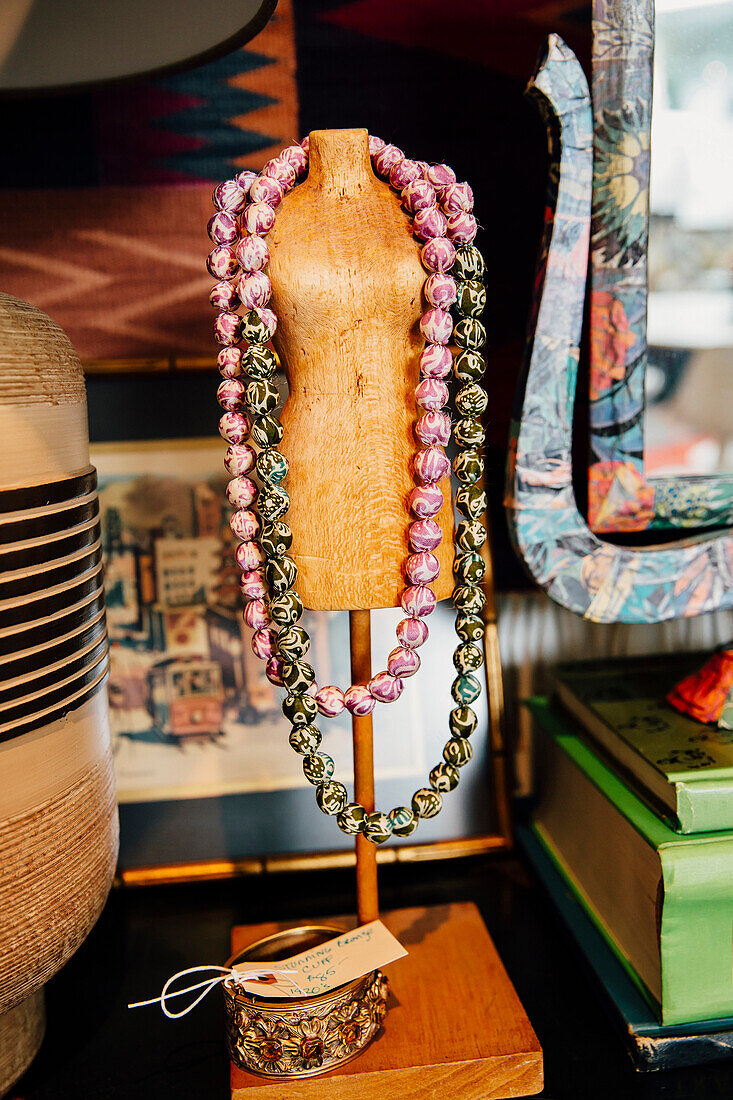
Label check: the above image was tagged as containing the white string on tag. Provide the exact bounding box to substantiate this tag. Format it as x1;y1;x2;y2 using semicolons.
128;964;303;1019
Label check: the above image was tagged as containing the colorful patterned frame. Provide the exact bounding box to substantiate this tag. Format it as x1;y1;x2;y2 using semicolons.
589;0;733;533
505;34;733;625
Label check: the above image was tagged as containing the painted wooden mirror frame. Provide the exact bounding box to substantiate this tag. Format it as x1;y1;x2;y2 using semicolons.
505;22;733;625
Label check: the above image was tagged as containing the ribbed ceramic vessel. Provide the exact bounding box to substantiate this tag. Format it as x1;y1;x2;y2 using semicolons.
0;294;118;1096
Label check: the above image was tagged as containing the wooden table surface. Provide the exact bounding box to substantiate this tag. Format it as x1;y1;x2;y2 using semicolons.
10;853;733;1100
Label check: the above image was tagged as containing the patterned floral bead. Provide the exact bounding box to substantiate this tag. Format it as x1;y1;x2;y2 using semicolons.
363;811;393;845
250;175;285;207
419;308;452;345
409;485;443;519
316;780;348;816
402;178;437;213
257;448;289;483
453;642;484;674
389;806;417;837
455;280;486;318
451;673;482;706
244;599;269;630
456;519;487;552
454;613;485;643
210;280;240;311
226;476;257;508
429;761;460;792
419;343;452;379
274;145;305;177
219;412;251;444
316;685;345;717
245;379;279;416
277;625;310;659
266;655;285;685
251;414;284;449
401;584;437;617
207;245;239;279
424;273;457;309
415;411;451;447
252;627;278;659
442;182;474;214
242;345;278;379
414;446;451;484
412;787;442;819
208;210;239;245
303;751;334;785
387;646;421;678
236;541;264;572
390;157;422;189
217;378;245;412
230;509;259;541
337;802;367;835
454;319;486;352
270;590;303;625
409;518;442;552
452;244;485;282
421;238;456;273
373;143;403;176
282;660;316;694
450;706;478;738
240;569;267;600
234;169;257;193
456;484;487;520
413;206;447;242
405;551;440;585
213;179;247;213
263;157;298;189
396;617;429;649
454;552;486;585
344;685;376;716
453;417;485;449
426;163;456;189
218;346;244;377
241;309;274;344
369;671;404;703
243;202;276;235
235;235;270;271
283;691;318;725
453;350;485;383
289;724;322;755
214;311;241;345
453;584;486;613
259;521;292;558
446;211;477;243
239;271;272;310
455;383;488;419
256;484;289;522
415;379;449;411
444;736;473;768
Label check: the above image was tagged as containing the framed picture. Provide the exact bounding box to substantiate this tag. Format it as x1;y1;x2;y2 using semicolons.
92;438;509;882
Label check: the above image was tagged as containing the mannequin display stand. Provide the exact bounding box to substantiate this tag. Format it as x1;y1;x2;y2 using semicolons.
225;130;543;1097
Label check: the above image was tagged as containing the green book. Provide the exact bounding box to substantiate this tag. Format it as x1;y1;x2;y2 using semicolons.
550;653;733;833
528;697;733;1027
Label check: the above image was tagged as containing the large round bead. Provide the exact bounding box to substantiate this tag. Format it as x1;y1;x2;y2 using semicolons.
316;685;345;717
277;625;310;660
265;655;285;685
455;383;488;418
373;143;403;176
387;647;420;679
245;378;279;416
227;476;257;509
243;345;278;380
454;552;486;585
241;309;274;344
390;157;421;189
249;175;285;206
415;411;451;447
239;271;272;310
450;706;478;738
419;343;452;379
409;485;443;519
456;520;487;552
235;169;257;193
289;724;322;755
244;599;269;630
218;346;244;377
444;736;473;768
452;244;485;282
251;627;277;660
257;485;289;523
214;311;241;345
251;414;284;449
207;245;239;279
402;178;437;214
401;584;437;618
453;584;486;613
451;673;482;705
453;418;485;449
368;671;404;703
265;555;297;593
429;761;460;792
415;378;449;411
455;279;486;318
281;143;308;174
409;518;442;552
456;485;487;520
424;273;457;309
259;521;292;559
421;238;456;273
243;202;275;235
396;617;429;649
270;591;303;626
231;509;259;541
219;412;251;445
263;157;297;189
419;308;452;345
344;685;376;716
208;210;239;244
389;806;417;837
453;642;484;674
281;659;315;694
303;752;334;785
240;569;267;600
414;446;450;484
210;280;240;311
236;541;264;572
363;812;393;845
257;449;289;483
316;781;348;816
235;235;270;271
426;163;456;188
413;206;447;242
453;350;485;383
454;319;486;352
225;443;256;476
283;691;318;725
337;802;367;835
442;182;474;214
455;613;485;643
446;211;478;244
412;787;442;819
406;552;440;585
213;179;247;213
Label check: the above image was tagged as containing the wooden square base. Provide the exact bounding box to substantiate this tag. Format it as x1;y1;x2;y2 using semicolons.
230;902;543;1099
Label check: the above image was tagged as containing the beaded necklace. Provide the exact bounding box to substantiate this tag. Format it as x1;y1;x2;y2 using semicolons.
209;136;489;845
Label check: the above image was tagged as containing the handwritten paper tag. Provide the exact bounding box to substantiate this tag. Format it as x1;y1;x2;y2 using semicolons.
232;920;407;999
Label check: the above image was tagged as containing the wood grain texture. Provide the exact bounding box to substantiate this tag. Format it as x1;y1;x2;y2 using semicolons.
349;609;379;924
230;903;543;1099
269;129;454;611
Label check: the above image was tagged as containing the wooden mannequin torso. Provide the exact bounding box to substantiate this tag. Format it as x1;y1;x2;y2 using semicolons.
268;129;454;612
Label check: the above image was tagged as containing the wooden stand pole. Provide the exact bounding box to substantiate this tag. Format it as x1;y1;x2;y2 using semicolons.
349;609;379;925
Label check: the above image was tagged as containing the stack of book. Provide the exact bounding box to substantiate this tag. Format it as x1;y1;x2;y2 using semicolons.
523;652;733;1071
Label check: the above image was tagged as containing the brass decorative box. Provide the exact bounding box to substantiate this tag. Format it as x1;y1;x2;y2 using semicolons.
223;925;388;1080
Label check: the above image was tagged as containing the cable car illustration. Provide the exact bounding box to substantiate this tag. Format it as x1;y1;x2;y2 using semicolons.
148;656;224;739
